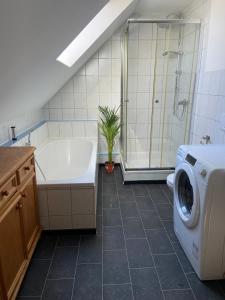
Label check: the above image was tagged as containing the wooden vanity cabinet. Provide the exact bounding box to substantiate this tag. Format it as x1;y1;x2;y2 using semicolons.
0;147;41;300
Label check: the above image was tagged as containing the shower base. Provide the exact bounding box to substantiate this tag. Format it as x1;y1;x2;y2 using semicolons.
121;152;174;182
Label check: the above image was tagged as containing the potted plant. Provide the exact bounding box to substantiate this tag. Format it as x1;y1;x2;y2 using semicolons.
98;106;120;173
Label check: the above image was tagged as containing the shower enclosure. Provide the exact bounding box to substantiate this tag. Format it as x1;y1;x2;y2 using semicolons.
120;19;200;181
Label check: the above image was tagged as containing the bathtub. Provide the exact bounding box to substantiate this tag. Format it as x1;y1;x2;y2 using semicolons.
35;138;98;231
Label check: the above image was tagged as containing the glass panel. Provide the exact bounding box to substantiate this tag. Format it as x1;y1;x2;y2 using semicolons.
120;31;128;165
160;23;200;168
121;21;200;171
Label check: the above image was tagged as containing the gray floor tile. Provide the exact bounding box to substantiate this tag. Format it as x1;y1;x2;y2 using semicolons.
123;218;145;239
163;220;178;243
149;188;169;204
103;208;122;226
73;264;102;300
132;184;148;196
42;279;73;300
163;289;195;300
118;189;135;202
18;259;50;297
131;268;164;300
48;247;78;279
16;297;41;300
78;235;102;264
103;195;119;208
103;226;125;250
57;234;80;247
120;202;139;218
33;235;57;260
187;273;225;300
117;182;132;192
103;250;130;284
103;284;133;300
96;215;103;236
173;241;193;273
140;210;163;230
146;229;173;254
156;203;173;220
103;183;117;195
126;238;153;268
103;171;115;183
97;194;103;216
154;254;189;290
136;196;155;211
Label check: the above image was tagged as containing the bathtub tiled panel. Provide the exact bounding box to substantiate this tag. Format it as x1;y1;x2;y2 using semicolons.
37;185;97;230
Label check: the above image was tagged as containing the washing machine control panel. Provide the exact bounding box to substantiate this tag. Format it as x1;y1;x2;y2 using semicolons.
185;154;197;166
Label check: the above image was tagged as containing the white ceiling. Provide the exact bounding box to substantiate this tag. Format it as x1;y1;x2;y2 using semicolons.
135;0;193;16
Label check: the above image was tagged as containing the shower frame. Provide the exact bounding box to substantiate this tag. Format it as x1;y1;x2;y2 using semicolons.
120;18;201;182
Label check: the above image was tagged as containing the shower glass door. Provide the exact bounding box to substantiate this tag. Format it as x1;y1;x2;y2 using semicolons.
122;20;200;170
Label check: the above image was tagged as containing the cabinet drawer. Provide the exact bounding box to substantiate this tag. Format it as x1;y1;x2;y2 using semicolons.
17;156;34;184
0;174;17;204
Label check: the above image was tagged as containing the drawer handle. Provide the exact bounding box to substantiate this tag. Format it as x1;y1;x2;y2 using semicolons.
2;190;9;197
16;202;23;209
21;192;27;198
24;166;30;171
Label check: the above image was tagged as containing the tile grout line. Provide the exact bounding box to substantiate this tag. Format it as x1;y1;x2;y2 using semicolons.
147;185;197;300
70;235;81;300
115;167;135;300
40;236;59;300
132;185;166;300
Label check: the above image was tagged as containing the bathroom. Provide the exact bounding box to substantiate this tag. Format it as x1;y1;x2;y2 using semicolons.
1;0;225;299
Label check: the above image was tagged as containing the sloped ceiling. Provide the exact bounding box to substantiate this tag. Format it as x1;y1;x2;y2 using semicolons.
0;0;109;121
0;0;194;122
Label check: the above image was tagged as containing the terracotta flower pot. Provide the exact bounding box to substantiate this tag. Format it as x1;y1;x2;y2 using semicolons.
105;161;115;173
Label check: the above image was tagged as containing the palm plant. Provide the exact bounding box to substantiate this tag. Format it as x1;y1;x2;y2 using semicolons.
98;106;120;169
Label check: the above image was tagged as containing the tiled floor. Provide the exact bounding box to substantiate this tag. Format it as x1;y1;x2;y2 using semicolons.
17;165;225;300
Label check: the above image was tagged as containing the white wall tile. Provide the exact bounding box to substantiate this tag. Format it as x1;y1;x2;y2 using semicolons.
59;122;73;137
86;59;98;75
99;59;112;76
49;109;62;121
74;76;86;93
112;40;121;58
99;41;112;58
61;94;75;108
48;122;60;137
72;122;85;137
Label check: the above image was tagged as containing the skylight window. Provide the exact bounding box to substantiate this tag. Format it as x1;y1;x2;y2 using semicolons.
56;0;136;67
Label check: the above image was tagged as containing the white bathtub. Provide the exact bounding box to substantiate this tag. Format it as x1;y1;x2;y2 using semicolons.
35;138;97;185
35;138;98;230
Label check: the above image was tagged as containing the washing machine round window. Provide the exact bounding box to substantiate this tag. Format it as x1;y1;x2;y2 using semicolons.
178;171;193;216
174;163;200;228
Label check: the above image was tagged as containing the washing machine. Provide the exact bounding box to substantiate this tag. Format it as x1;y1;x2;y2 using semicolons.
174;144;225;280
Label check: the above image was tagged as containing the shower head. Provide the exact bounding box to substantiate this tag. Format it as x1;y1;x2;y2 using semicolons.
162;50;183;56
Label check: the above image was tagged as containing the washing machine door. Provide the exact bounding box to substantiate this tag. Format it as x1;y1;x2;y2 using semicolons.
174;162;200;228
